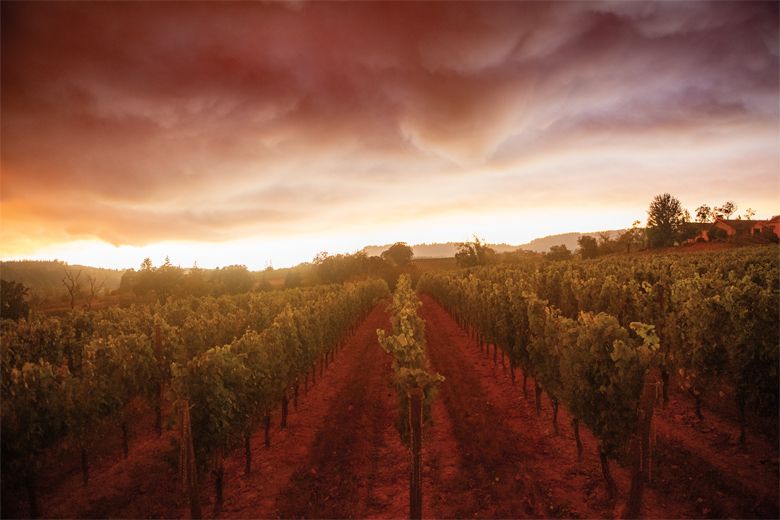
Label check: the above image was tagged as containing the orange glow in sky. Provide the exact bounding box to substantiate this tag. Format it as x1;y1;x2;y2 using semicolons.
2;1;778;269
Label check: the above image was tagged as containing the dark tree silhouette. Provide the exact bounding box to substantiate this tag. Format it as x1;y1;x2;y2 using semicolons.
545;244;573;261
62;267;82;309
715;201;737;219
646;193;687;248
1;279;30;320
85;274;104;310
695;205;713;223
454;236;496;267
380;242;414;267
577;236;599;259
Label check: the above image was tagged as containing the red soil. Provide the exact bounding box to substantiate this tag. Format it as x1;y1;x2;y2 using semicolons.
651;391;779;518
2;398;184;519
421;294;640;519
219;301;409;519
4;302;410;520
418;294;779;519
5;297;776;519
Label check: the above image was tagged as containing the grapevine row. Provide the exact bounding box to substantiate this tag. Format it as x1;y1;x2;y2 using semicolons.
418;272;658;504
376;274;442;519
172;279;388;514
1;280;388;517
418;245;778;507
377;274;443;441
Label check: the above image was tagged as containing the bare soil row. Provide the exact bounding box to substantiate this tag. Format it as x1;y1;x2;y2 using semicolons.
6;297;777;519
418;293;779;519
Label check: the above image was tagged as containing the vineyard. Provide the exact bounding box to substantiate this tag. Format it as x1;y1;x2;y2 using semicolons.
1;246;778;518
2;280;389;517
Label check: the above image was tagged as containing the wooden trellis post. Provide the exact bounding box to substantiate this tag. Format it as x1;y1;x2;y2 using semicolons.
624;380;657;519
408;388;423;520
178;400;201;519
154;325;164;436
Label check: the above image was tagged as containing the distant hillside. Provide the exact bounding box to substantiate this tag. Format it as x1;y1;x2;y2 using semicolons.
517;229;625;253
0;260;125;297
363;242;519;258
364;231;626;259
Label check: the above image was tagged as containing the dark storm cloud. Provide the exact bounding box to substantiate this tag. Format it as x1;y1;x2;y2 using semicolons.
1;1;777;251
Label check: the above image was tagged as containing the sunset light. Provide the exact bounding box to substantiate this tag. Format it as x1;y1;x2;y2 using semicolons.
2;3;778;519
2;1;777;268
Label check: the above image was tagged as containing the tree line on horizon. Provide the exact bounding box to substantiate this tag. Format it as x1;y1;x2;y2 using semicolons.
451;194;772;266
537;194;771;263
643;194;769;248
111;245;419;306
1;194;775;319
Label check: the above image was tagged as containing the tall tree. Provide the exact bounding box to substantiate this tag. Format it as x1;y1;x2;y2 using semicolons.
454;236;496;268
617;220;645;253
646;193;687;248
0;280;30;320
381;242;414;267
212;265;253;294
85;274;104;311
62;267;82;309
577;235;599;259
714;201;737;219
695;205;713;223
545;244;573;261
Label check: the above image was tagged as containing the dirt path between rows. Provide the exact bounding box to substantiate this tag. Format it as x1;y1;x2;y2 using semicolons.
14;302;396;519
423;298;548;518
12;293;774;519
220;300;409;519
42;416;183;519
420;294;688;519
647;393;778;518
270;300;408;519
420;293;779;519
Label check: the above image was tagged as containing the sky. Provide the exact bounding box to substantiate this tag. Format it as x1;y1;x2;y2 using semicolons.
2;1;778;270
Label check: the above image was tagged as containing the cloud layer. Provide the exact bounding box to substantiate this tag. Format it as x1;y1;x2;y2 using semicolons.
2;1;778;264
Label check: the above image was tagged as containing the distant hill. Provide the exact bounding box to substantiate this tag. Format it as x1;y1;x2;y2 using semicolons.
363;230;627;259
0;260;125;298
516;229;626;253
4;229;629;297
363;242;518;258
